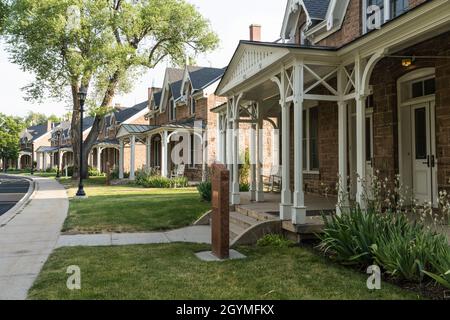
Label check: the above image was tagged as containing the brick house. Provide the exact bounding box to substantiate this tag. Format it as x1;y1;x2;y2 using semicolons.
215;0;450;226
16;120;55;170
116;65;226;182
33;103;148;175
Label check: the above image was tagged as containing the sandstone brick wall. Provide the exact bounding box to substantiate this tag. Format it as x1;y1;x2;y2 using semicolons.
288;102;339;195
317;0;362;48
369;32;450;192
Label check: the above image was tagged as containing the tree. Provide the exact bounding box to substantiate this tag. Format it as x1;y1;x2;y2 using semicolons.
0;113;24;172
3;0;219;178
0;0;8;33
23;111;60;127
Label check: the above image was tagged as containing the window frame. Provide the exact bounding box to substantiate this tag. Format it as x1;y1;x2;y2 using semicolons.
169;97;176;122
302;105;320;174
363;0;410;33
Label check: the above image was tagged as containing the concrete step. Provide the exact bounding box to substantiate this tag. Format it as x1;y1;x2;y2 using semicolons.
229;221;248;241
235;205;275;222
230;211;259;230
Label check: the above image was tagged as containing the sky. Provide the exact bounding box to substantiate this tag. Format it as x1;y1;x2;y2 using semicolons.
0;0;286;118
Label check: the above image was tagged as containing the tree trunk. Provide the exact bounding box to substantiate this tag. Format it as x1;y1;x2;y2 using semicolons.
80;70;121;179
70;84;82;180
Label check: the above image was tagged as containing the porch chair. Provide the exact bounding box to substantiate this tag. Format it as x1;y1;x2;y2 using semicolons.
171;164;186;179
263;165;282;193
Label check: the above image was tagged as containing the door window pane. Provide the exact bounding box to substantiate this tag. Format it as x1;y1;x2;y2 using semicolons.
415;108;427;160
424;78;436;96
412;81;423;98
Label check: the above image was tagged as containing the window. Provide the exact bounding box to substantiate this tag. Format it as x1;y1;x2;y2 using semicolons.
169;97;176;121
153;138;161;167
302;106;320;172
411;78;436;98
190;95;196;114
364;0;410;32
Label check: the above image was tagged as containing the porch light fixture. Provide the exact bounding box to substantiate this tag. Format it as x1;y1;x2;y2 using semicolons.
76;86;88;198
402;57;414;68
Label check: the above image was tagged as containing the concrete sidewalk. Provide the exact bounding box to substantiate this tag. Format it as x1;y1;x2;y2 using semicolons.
57;225;211;247
0;177;68;300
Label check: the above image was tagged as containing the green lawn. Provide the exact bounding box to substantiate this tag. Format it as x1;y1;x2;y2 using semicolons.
61;178;210;234
28;243;421;300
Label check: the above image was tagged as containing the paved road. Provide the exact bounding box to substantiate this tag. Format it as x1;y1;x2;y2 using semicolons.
0;175;30;216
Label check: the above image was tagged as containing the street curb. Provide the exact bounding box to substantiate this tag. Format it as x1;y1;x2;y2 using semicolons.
0;174;37;227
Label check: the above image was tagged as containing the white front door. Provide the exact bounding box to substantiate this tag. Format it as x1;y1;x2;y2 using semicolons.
411;102;437;204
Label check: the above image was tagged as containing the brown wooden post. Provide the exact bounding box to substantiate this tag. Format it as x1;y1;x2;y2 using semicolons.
211;163;230;259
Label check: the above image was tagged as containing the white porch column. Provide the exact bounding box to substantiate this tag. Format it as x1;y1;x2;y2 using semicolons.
292;62;307;225
356;95;367;208
337;101;349;214
249;122;257;201
119;139;124;179
231;99;241;205
256;104;265;202
161;131;169;178
36;153;41;170
146;135;152;170
43;153;47;170
129;135;136;180
280;101;292;220
96;147;102;172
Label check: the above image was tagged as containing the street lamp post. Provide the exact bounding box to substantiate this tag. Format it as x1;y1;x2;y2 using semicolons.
31;142;34;176
76;87;88;198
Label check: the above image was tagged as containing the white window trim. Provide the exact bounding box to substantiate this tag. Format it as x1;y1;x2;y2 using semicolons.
169;97;176;121
363;0;410;34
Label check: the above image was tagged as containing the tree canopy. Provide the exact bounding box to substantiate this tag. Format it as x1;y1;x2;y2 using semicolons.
2;0;219;177
23;111;60;127
0;113;25;170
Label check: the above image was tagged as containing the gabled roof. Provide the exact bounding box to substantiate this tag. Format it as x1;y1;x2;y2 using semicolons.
281;0;332;39
116;124;159;138
187;66;225;92
167;68;185;100
303;0;331;20
115;101;148;123
26;124;48;142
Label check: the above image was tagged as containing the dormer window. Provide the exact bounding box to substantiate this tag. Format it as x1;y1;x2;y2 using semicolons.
169;97;176;121
190;95;196;114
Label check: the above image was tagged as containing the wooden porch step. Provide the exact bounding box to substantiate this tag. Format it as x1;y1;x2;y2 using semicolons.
230;211;259;230
229;218;248;241
235;205;277;222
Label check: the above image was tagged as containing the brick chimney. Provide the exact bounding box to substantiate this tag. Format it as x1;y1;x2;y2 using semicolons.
47;120;53;132
249;24;261;41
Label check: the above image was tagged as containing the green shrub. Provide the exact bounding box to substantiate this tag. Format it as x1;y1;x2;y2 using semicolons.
171;177;188;188
45;167;57;173
422;239;450;288
240;182;250;192
257;234;295;248
88;166;104;177
197;181;212;202
318;207;383;266
318;207;450;283
134;170;188;189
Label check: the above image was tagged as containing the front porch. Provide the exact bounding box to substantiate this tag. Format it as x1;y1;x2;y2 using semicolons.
215;4;450;227
235;192;336;241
